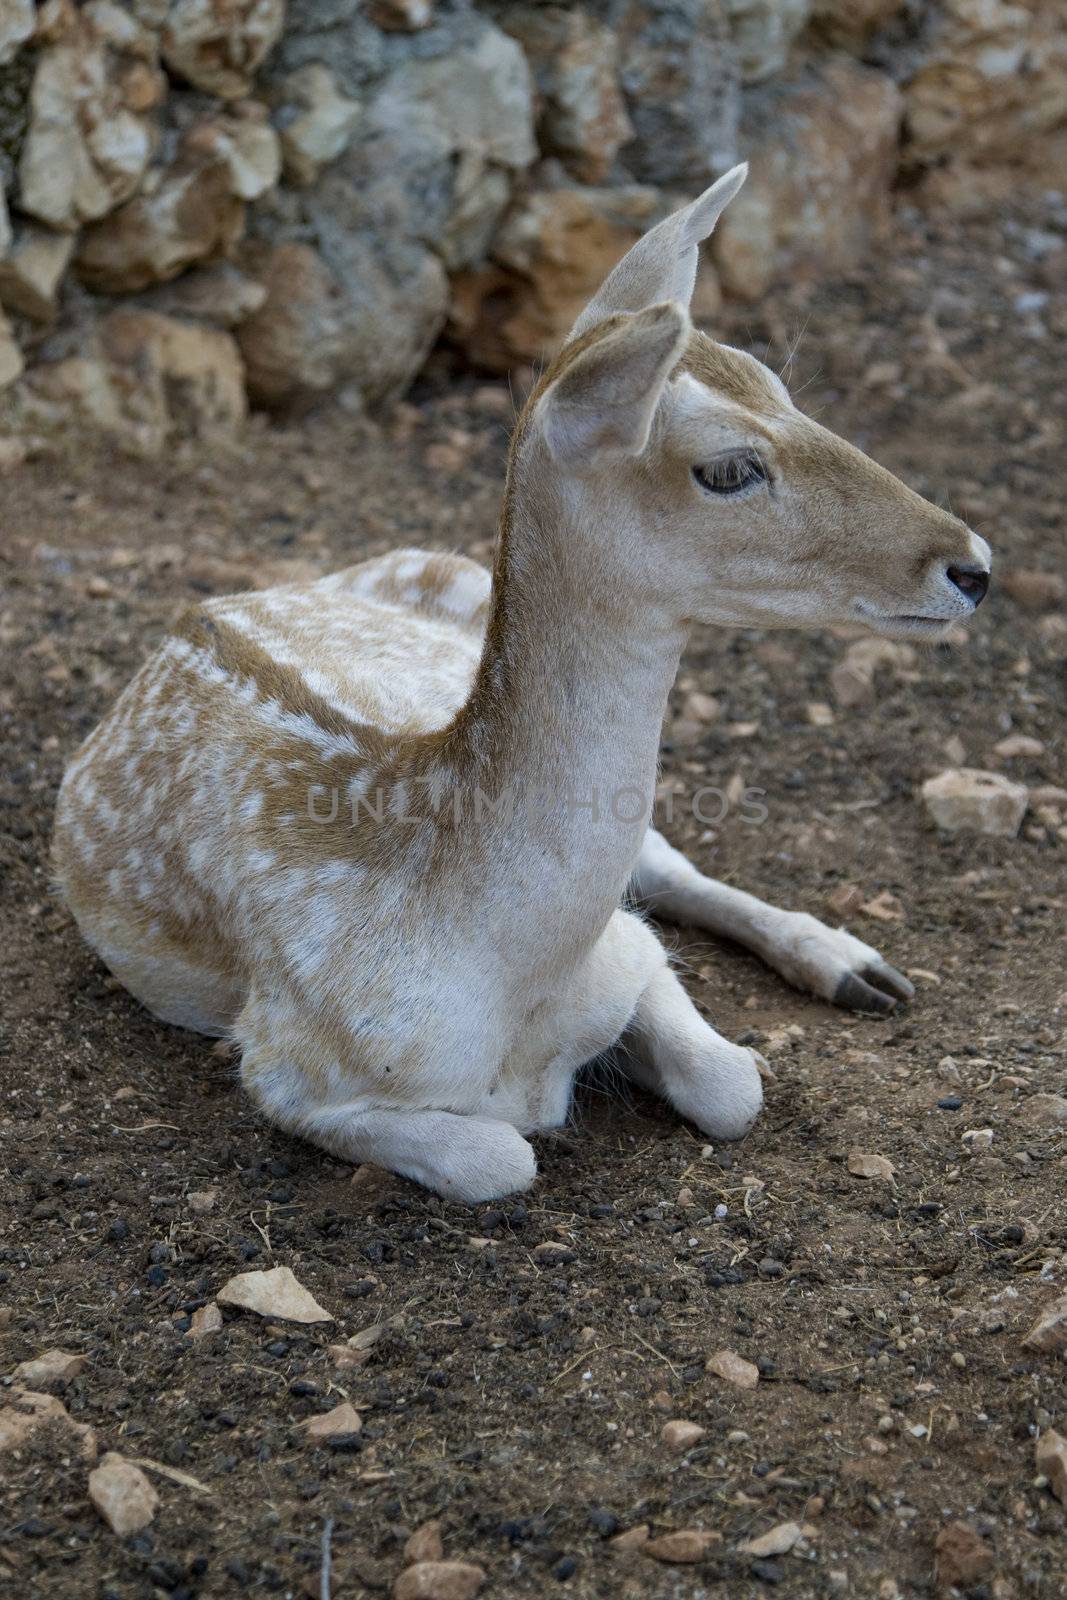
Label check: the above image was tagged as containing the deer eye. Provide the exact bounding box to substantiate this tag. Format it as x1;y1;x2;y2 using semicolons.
693;452;768;496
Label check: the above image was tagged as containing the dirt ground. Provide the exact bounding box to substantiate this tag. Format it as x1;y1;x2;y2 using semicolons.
1;196;1065;1600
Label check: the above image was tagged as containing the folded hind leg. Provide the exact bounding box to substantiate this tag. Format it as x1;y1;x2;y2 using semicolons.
240;1052;536;1204
83;928;241;1036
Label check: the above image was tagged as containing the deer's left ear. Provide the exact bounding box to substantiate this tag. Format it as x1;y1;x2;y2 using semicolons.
570;164;747;341
538;301;691;469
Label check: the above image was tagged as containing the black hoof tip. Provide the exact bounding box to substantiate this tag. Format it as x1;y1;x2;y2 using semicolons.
834;972;898;1016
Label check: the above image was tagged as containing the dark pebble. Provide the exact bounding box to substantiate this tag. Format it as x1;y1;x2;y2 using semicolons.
19;1518;52;1537
265;1159;290;1178
553;1556;578;1581
497;1518;535;1545
588;1508;617;1537
325;1432;363;1453
266;1340;289;1358
705;1267;744;1288
289;1379;317;1397
758;1258;785;1278
107;1219;129;1241
589;1204;614;1219
937;1096;963;1111
269;1186;293;1205
342;1280;376;1299
147;1559;185;1589
145;1265;167;1287
752;1559;786;1584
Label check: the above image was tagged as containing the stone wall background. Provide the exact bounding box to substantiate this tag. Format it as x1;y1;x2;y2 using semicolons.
0;0;1063;454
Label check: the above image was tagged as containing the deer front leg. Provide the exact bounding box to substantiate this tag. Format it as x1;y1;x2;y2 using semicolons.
633;828;914;1016
621;963;765;1140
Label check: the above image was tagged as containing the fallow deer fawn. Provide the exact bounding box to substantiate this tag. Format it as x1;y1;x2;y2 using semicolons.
54;166;991;1202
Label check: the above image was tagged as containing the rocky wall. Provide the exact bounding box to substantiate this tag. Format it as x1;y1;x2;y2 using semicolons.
0;0;1062;453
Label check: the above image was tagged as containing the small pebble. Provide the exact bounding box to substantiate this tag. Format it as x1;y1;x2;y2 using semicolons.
848;1151;896;1181
738;1522;802;1558
706;1349;760;1389
661;1419;706;1452
532;1241;576;1265
11;1349;88;1386
186;1303;222;1341
303;1402;361;1444
393;1561;485;1600
609;1525;650;1552
643;1529;718;1563
404;1521;444;1565
88;1453;159;1537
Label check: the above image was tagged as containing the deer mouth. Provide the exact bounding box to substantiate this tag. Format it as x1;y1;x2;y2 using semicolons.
853;600;965;638
881;613;960;638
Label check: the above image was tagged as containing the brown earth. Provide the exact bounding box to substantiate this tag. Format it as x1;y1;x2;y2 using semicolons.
1;198;1065;1599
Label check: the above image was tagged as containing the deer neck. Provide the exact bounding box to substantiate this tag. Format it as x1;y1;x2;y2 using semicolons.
444;475;687;952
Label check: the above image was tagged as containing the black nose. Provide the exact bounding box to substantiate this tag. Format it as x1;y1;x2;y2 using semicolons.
947;564;989;606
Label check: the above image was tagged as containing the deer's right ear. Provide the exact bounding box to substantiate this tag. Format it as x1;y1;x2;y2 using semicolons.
570;164;747;340
538;302;691;469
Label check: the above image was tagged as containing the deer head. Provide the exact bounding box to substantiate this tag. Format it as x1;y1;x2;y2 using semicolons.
519;165;991;637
